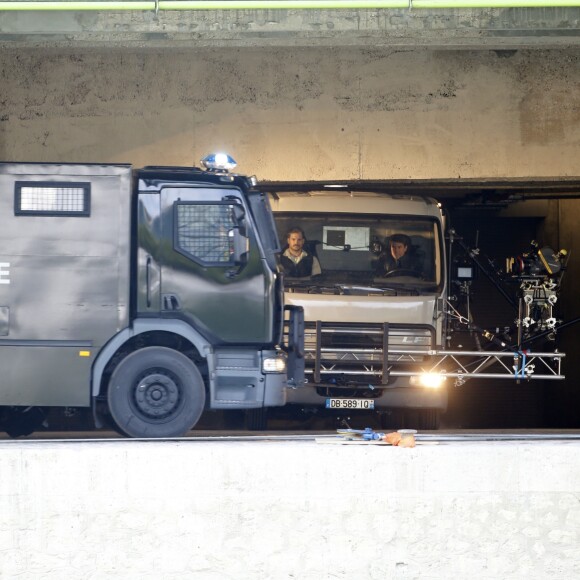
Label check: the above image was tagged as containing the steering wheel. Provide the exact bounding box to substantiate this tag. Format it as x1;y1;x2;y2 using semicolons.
383;268;422;278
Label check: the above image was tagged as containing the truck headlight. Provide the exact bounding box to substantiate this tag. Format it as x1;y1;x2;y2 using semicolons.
262;356;287;373
411;372;446;388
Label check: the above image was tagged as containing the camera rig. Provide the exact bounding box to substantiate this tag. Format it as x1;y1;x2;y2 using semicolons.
434;229;573;386
448;231;570;348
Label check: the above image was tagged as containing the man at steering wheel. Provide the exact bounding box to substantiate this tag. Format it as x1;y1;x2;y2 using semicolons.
381;233;423;277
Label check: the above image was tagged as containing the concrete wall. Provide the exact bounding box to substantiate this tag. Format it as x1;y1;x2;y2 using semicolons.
1;438;580;579
0;46;579;422
1;48;580;182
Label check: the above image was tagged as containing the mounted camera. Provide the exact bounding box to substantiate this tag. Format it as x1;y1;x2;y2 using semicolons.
506;241;567;279
504;242;569;342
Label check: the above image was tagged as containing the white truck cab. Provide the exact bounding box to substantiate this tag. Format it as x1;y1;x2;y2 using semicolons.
271;190;447;428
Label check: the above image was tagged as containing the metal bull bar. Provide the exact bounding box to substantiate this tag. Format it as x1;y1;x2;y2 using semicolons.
292;321;565;386
308;321;435;384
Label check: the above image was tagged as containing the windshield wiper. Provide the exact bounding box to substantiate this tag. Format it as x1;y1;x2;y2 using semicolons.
285;280;430;296
336;285;398;296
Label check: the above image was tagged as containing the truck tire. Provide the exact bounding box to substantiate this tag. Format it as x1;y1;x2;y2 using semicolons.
107;346;206;438
1;406;47;438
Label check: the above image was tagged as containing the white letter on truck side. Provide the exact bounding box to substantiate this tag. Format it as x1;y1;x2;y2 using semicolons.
0;263;10;284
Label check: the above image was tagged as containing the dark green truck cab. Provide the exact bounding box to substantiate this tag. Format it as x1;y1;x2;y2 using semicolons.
0;157;303;437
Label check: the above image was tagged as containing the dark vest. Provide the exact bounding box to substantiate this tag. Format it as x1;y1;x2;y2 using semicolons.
281;253;315;277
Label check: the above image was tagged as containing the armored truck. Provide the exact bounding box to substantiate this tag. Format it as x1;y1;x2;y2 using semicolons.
0;156;303;438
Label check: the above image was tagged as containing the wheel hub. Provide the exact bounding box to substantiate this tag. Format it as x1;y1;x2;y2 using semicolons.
134;371;181;420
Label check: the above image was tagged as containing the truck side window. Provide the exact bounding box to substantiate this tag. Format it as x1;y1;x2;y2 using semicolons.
14;181;91;217
175;202;237;266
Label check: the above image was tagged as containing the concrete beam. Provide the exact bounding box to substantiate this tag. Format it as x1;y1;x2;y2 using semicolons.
1;7;580;49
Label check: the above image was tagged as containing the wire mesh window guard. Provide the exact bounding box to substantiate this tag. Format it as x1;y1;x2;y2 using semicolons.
176;203;236;265
15;182;90;216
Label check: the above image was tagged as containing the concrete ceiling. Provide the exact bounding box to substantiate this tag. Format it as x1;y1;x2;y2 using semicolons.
259;177;580;208
1;6;580;49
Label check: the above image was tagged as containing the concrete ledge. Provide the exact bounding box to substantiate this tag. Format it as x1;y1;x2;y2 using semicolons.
2;8;580;49
0;438;579;578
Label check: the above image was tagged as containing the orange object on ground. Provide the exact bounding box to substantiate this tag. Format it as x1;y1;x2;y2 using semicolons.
383;432;402;445
383;430;417;447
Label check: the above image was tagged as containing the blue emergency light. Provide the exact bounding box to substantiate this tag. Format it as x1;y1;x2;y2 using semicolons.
200;153;237;172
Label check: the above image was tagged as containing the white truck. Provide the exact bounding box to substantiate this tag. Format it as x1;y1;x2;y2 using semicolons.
270;190;448;429
268;188;567;430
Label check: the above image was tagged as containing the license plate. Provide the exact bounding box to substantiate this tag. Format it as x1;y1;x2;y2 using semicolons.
325;398;375;410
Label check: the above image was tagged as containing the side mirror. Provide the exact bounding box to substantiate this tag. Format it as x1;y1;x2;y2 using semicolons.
230;227;249;265
230;204;247;236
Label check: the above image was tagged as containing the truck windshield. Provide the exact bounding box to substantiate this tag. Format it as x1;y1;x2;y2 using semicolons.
274;213;443;294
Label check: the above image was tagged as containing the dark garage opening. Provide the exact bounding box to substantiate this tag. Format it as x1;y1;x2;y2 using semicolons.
260;177;580;429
